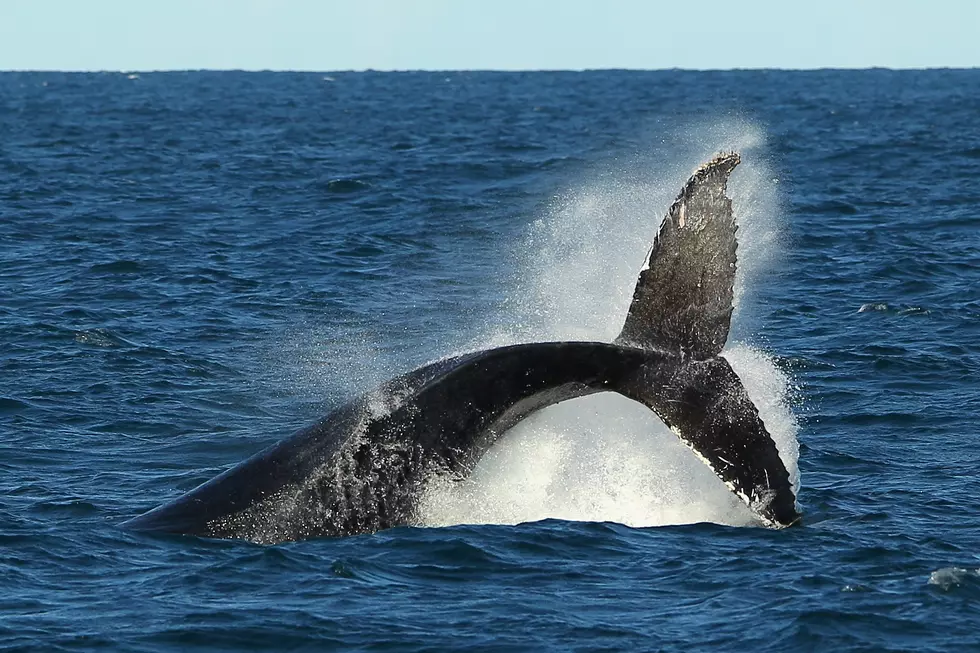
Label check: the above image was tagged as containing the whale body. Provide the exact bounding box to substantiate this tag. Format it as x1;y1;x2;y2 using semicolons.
123;152;800;543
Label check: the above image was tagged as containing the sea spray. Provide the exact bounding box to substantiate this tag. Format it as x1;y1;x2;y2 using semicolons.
421;122;798;528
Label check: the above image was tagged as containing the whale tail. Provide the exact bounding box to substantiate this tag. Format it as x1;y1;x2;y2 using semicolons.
612;153;800;527
616;354;799;528
616;152;740;359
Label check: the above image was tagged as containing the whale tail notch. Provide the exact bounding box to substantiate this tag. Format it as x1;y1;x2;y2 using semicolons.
616;152;740;359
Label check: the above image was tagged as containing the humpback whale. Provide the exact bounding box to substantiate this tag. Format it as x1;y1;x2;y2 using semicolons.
124;152;800;543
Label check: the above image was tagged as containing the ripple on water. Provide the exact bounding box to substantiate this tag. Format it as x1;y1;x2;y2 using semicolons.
87;260;147;274
73;328;134;348
0;397;31;414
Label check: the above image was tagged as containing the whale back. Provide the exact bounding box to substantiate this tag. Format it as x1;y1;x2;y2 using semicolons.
123;342;660;542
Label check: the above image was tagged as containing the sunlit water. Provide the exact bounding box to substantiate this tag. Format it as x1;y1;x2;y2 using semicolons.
2;70;979;652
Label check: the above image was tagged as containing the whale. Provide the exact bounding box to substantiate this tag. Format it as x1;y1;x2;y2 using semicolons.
123;152;801;544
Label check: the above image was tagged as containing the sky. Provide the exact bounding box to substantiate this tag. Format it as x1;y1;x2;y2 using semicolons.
0;0;978;71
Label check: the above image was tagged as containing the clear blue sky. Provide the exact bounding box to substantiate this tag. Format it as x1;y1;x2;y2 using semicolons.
1;0;977;71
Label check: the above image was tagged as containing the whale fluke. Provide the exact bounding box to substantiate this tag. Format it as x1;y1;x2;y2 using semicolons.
617;354;798;527
616;152;740;359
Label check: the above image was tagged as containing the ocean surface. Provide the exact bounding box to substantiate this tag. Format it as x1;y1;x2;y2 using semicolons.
1;69;978;651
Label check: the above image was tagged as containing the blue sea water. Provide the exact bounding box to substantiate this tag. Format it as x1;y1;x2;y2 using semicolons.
1;69;979;651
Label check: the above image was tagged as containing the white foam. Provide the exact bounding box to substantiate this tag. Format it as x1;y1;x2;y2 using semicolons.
421;392;756;529
928;567;980;590
421;121;798;530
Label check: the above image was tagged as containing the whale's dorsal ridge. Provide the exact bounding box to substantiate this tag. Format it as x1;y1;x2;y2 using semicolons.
616;152;740;359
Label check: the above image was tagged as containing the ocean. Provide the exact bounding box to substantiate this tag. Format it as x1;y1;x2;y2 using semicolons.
1;69;978;651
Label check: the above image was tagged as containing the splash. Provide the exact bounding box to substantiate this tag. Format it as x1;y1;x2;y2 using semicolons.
928;567;980;591
421;120;798;530
475;117;783;349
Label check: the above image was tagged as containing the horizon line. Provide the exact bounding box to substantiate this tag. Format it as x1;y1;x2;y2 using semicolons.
2;66;978;74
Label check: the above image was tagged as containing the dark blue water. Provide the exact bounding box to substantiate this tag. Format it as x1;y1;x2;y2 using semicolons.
2;70;979;651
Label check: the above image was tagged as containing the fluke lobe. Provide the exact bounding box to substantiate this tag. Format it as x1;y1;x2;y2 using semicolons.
124;152;801;543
